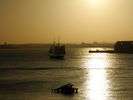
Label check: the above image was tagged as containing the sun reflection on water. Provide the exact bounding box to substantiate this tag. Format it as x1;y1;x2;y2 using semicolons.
83;53;109;100
85;53;109;68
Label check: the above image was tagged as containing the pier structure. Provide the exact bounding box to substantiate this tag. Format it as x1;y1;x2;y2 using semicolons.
89;41;133;53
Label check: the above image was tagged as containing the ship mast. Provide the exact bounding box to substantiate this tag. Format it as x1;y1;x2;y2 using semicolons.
53;38;55;46
58;36;60;46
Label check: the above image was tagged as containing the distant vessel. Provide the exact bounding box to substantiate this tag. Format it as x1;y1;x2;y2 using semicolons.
49;39;66;58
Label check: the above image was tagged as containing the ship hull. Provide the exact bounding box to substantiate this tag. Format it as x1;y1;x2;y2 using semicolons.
50;55;64;59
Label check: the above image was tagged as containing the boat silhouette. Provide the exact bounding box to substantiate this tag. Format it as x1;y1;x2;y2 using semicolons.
49;39;66;59
52;83;78;94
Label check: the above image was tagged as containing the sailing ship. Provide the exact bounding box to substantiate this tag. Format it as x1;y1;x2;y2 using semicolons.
49;39;66;58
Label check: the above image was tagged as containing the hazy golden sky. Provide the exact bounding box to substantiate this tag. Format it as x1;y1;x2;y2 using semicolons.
1;0;133;43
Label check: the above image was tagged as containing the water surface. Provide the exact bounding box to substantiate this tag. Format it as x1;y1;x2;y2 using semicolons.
0;48;133;100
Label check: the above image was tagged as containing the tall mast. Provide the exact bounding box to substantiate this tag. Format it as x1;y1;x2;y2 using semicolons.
58;36;60;46
53;38;55;46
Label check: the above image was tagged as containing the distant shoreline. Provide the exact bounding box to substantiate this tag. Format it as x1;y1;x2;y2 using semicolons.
0;43;114;49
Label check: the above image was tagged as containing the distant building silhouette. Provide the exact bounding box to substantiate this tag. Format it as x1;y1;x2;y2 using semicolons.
114;41;133;53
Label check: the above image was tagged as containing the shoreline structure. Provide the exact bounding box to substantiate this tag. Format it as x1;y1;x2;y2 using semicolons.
89;41;133;53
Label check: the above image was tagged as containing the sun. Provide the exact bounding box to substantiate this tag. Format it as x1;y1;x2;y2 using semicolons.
91;0;104;3
83;0;109;8
89;0;106;6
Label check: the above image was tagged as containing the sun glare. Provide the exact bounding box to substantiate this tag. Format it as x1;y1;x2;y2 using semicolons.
86;0;107;7
91;0;104;4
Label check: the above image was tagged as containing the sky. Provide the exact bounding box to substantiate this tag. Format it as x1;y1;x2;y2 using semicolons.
1;0;133;44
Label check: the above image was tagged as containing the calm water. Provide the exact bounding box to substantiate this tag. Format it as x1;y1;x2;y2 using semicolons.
0;47;133;100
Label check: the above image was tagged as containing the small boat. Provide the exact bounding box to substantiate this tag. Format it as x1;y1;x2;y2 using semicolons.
49;40;66;59
52;83;78;94
89;50;114;53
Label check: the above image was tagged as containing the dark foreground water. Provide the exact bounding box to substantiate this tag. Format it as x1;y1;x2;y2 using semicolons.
0;47;133;100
